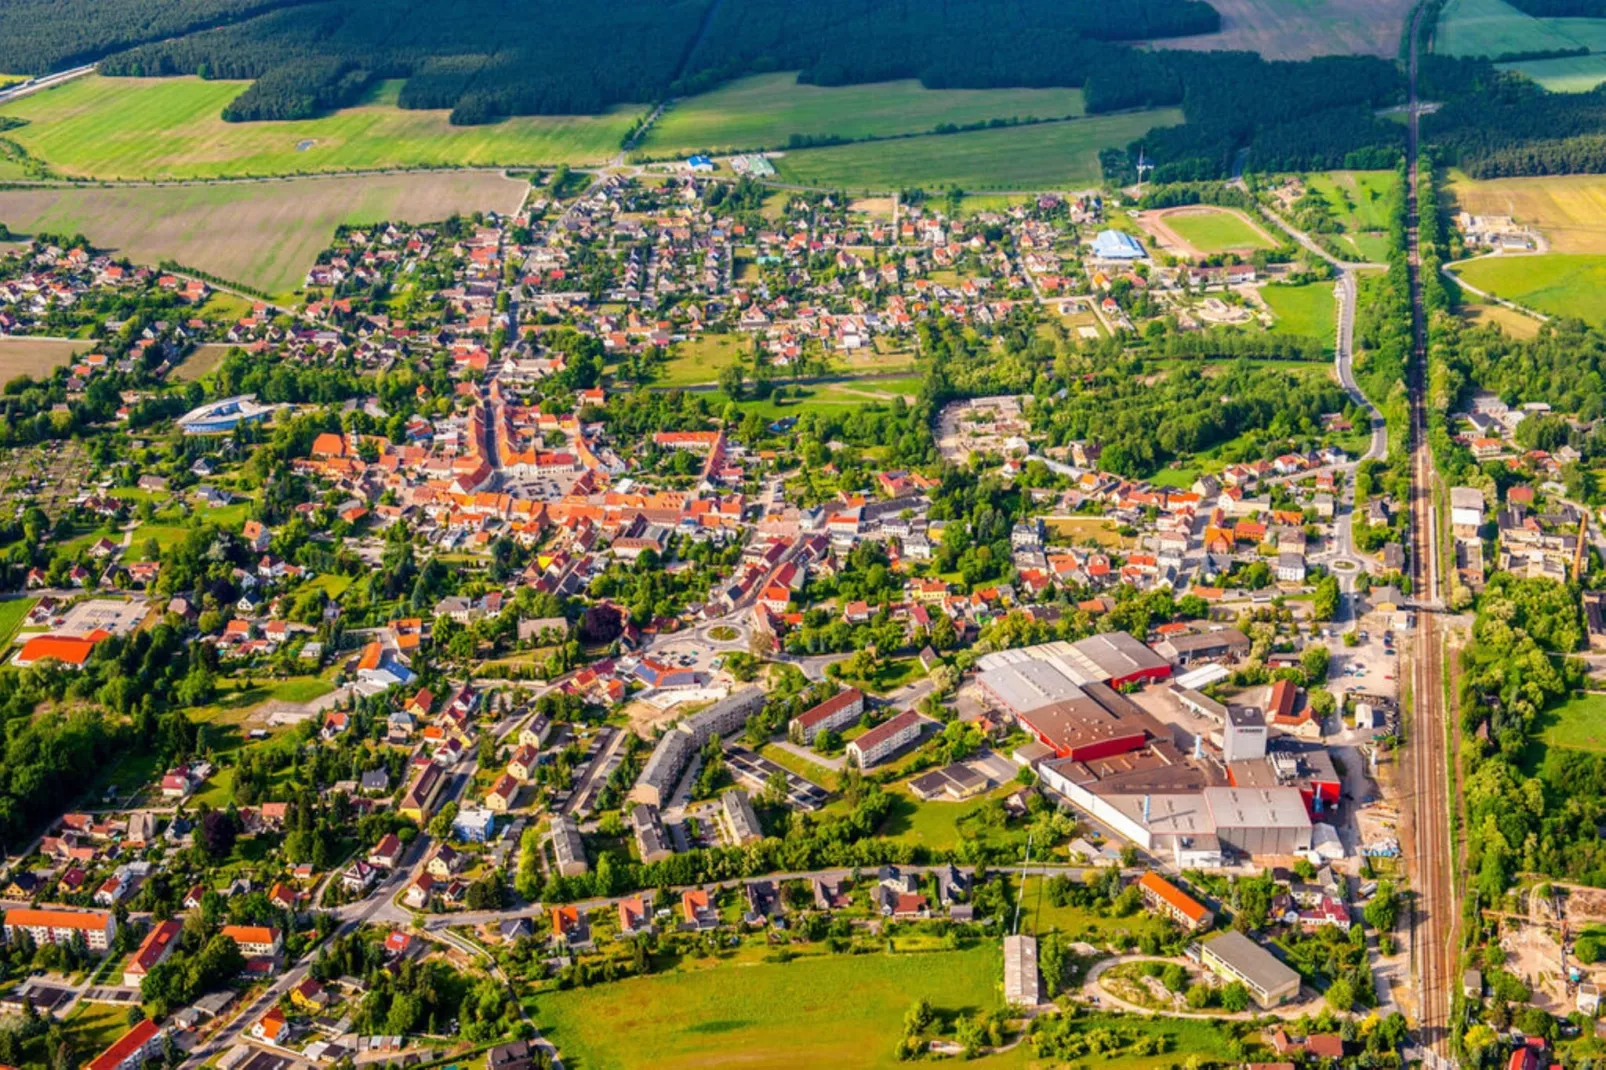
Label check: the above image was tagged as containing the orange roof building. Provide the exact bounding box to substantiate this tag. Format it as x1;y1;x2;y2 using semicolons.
86;1019;162;1070
1137;871;1214;931
3;906;116;950
13;633;104;668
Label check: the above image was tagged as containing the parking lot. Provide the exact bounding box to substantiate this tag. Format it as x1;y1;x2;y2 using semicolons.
1326;615;1400;703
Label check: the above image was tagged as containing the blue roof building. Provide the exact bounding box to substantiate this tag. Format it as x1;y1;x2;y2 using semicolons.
1091;230;1146;260
687;155;715;172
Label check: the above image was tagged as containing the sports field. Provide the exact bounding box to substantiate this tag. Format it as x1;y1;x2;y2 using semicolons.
0;75;640;179
643;73;1086;156
0;336;89;378
1451;173;1606;253
1263;281;1338;347
1146;0;1416;59
1450;254;1606;326
0;172;526;297
533;946;1007;1069
771;108;1182;192
1142;205;1278;259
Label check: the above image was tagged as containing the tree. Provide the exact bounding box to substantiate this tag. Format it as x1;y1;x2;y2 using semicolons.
1362;881;1398;934
1325;976;1355;1011
1313;574;1340;621
1185;982;1214;1009
1220;981;1250;1011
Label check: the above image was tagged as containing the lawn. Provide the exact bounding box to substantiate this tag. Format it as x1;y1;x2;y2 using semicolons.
533;945;1006;1069
0;75;641;179
1539;691;1606;752
1449;172;1606;254
0;596;36;654
653;333;746;387
1262;281;1337;348
719;375;926;421
1435;0;1590;56
1163;207;1277;254
1043;516;1130;548
171;343;234;382
771;108;1183;192
1450;254;1606;326
830;655;926;696
63;1000;136;1060
0;172;525;298
876;785;1025;854
644;73;1086;156
1147;466;1200;489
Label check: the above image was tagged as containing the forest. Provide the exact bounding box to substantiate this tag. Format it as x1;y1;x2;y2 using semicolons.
85;0;1216;123
1422;59;1606;177
0;0;306;75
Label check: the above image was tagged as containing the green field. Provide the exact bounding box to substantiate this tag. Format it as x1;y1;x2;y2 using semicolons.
1435;0;1589;56
1306;171;1397;230
772;109;1182;192
0;75;640;179
654;334;746;387
0;597;36;653
1450;254;1606;326
1540;691;1606;751
533;946;1009;1069
1500;51;1606;91
718;375;925;420
1164;208;1277;254
1263;281;1338;347
644;73;1086;156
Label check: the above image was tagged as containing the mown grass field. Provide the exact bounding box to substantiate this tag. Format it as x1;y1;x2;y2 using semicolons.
0;172;525;297
721;375;925;420
772;108;1182;192
533;946;1008;1069
1460;299;1543;339
1263;281;1338;347
1540;692;1606;752
1163;207;1277;254
0;336;89;379
1145;0;1415;59
0;76;640;179
644;73;1086;156
1450;253;1606;326
1306;170;1396;259
1449;172;1606;254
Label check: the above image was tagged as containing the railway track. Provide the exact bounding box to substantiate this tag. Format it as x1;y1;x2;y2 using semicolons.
1403;5;1459;1056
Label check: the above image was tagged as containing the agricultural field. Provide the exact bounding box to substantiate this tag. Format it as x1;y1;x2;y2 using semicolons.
643;73;1087;156
1434;0;1589;56
1144;0;1416;59
1449;254;1606;326
771;108;1183;192
0;336;89;379
1262;281;1338;347
1499;51;1606;92
533;946;1012;1069
0;75;640;180
1449;172;1606;254
0;171;526;298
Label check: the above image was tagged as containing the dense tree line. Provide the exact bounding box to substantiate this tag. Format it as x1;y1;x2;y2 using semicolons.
0;0;311;75
1423;64;1606;177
